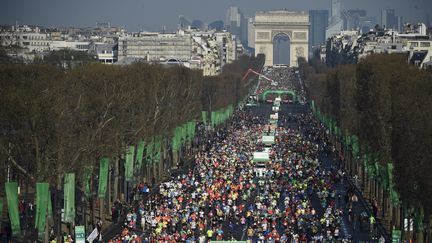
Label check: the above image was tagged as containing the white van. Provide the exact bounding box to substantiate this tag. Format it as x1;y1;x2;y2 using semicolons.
253;152;269;178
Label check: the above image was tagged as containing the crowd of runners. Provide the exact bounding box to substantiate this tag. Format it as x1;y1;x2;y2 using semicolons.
109;106;358;242
106;65;383;243
252;67;307;105
255;67;296;95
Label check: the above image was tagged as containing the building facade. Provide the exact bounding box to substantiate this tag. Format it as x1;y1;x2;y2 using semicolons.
326;0;344;39
254;10;309;67
309;10;329;56
118;32;193;62
381;9;404;32
324;23;432;69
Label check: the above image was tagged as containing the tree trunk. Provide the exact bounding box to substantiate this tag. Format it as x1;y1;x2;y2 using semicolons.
44;208;49;243
99;198;104;229
56;175;63;242
152;164;157;184
401;206;404;240
84;196;88;234
90;177;95;228
145;163;150;184
158;157;163;180
423;208;430;243
173;149;178;169
108;165;112;214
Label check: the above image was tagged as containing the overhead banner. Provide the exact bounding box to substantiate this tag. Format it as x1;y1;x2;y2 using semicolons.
5;182;20;235
35;182;49;239
135;141;145;170
98;158;109;198
63;173;75;223
125;146;135;181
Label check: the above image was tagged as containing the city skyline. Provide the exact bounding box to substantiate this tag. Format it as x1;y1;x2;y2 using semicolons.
1;0;431;31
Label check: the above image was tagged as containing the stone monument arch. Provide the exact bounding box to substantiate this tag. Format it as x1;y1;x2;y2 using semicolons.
254;10;309;67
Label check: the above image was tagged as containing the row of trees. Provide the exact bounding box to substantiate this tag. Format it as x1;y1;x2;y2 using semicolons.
0;54;264;240
299;54;432;242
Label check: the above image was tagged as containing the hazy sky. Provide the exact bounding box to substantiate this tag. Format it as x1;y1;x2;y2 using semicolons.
1;0;431;31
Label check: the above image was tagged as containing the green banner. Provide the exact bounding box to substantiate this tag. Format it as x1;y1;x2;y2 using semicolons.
351;135;359;158
172;127;184;152
5;182;20;235
35;182;49;239
387;163;400;206
202;111;208;126
98;158;109;198
125;146;135;181
83;167;92;198
135;141;145;170
413;207;424;230
311;100;316;113
63;173;75;223
153;136;162;164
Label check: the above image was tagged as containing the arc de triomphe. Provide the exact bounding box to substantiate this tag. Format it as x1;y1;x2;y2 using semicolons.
254;10;309;67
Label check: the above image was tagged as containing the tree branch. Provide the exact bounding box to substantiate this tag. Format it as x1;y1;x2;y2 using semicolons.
0;146;35;181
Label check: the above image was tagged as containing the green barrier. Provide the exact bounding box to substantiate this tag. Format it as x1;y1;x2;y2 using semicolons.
261;89;297;102
5;182;20;235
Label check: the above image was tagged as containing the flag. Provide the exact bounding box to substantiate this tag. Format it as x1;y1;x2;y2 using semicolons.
63;173;75;223
5;182;20;235
125;146;135;181
202;111;208;126
351;135;360;158
98;158;109;198
135;141;145;170
87;228;99;242
83;167;92;198
35;182;49;239
153;136;162;164
387;163;400;206
311;100;316;113
211;111;216;127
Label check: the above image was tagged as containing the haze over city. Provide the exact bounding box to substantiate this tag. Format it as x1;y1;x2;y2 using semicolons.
1;0;431;31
